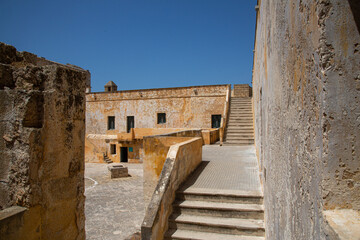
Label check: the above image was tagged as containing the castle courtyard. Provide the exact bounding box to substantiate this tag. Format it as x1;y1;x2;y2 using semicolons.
85;163;144;240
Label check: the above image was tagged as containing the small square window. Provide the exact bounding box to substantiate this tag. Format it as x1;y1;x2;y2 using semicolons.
129;147;133;152
157;113;166;124
110;144;116;154
108;116;115;130
211;114;221;128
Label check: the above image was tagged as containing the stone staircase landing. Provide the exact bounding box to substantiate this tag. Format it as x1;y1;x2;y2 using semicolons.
165;145;264;240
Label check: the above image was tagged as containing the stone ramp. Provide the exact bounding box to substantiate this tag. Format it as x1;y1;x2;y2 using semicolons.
165;145;264;239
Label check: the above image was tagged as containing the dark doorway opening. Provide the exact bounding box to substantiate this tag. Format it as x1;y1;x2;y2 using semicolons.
127;116;134;133
211;114;221;128
120;147;128;162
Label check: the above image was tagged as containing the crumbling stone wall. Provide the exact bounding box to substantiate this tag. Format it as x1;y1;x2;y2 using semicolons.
252;1;359;239
0;43;89;239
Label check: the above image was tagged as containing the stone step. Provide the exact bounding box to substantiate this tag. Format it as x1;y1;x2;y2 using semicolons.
224;139;255;145
228;117;253;120
225;133;254;136
222;142;254;146
226;129;254;132
176;189;263;204
228;121;253;125
228;117;253;121
226;127;254;131
227;122;253;126
230;106;252;108
224;138;255;142
229;112;253;115
229;111;252;114
226;134;254;138
229;116;252;119
226;132;254;136
227;127;254;132
103;157;113;164
165;229;265;240
173;200;264;219
225;139;254;143
229;109;253;112
229;109;252;112
168;215;265;236
229;114;252;116
225;136;254;140
232;99;252;101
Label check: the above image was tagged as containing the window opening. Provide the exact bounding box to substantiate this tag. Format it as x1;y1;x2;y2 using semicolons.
108;116;115;130
211;115;221;128
157;113;166;124
110;144;116;154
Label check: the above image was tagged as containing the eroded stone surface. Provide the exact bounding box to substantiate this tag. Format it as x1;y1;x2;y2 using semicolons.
0;42;89;240
252;1;360;239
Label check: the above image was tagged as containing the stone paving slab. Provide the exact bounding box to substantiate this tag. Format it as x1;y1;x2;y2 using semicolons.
85;163;144;240
183;145;261;192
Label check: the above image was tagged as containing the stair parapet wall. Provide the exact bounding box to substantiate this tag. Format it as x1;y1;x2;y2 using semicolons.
141;137;203;240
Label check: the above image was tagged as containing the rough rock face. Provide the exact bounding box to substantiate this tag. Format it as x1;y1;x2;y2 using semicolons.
252;1;359;239
0;42;90;239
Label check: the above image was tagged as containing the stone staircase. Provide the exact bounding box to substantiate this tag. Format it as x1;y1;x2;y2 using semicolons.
103;154;113;164
224;97;254;145
165;189;265;240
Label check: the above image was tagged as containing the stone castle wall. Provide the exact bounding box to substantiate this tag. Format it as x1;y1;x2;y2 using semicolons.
252;1;360;239
0;43;89;239
86;85;228;134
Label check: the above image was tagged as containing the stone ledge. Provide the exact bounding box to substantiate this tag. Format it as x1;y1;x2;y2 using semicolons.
0;206;27;222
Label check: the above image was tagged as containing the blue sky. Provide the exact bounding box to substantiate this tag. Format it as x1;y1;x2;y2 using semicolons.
0;0;256;92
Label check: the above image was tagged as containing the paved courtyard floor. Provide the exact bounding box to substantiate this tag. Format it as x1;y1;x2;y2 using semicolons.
85;163;144;240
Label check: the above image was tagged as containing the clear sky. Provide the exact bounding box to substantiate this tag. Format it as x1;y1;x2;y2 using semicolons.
0;0;256;92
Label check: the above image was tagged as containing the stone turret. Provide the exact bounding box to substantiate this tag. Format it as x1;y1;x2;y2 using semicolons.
104;81;117;92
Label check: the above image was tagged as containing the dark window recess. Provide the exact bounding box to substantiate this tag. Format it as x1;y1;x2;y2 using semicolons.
157;113;166;124
211;115;221;128
108;116;115;130
127;116;134;133
110;144;116;154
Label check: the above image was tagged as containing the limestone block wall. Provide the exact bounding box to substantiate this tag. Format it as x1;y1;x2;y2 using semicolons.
252;1;360;239
0;43;89;239
233;84;252;97
85;85;228;134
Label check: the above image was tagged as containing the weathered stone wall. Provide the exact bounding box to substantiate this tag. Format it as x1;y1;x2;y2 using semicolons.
142;137;203;240
86;85;228;134
143;136;197;204
85;128;206;163
0;43;89;239
253;1;360;239
233;84;252;97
